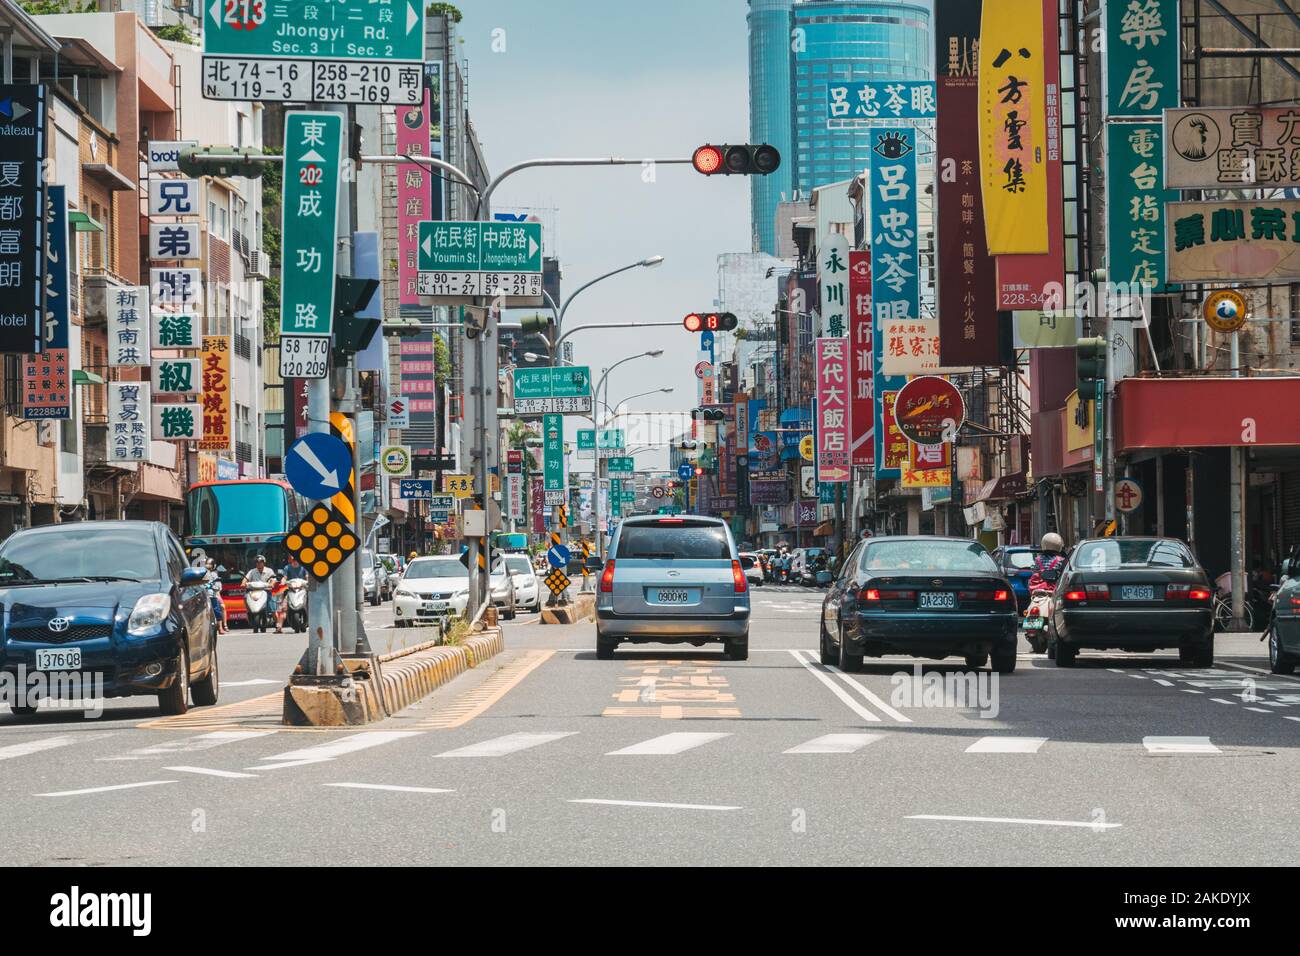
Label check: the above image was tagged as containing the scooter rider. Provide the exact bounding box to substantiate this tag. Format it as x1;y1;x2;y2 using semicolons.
243;555;280;633
1029;532;1067;592
277;555;307;632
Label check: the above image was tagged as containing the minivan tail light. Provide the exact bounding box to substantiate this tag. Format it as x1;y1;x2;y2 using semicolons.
600;560;615;593
731;560;747;593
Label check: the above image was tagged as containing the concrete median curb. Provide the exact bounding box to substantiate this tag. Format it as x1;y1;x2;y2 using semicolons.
282;627;505;727
540;592;595;625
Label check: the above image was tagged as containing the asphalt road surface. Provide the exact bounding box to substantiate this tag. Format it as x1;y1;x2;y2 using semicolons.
1;584;1295;866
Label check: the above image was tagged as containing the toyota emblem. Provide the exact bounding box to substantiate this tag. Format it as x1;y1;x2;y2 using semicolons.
47;617;72;633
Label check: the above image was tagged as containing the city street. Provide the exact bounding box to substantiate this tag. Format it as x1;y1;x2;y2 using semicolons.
1;590;1294;867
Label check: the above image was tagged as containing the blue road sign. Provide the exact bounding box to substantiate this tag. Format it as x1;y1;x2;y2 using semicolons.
677;463;694;481
285;432;353;501
547;544;571;569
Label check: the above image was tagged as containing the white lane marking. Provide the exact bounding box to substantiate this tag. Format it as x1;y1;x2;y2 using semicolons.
218;678;282;687
787;650;881;723
1107;668;1124;674
324;782;454;794
965;736;1047;754
1153;679;1174;686
434;731;576;758
1143;736;1220;755
606;732;731;756
122;730;274;758
1181;689;1203;694
1217;661;1300;683
251;731;421;770
827;668;913;722
784;733;884;754
1209;698;1235;705
0;735;80;761
164;766;259;779
37;780;176;797
907;814;1121;830
569;798;741;811
1244;707;1273;714
1286;716;1300;723
1128;674;1147;680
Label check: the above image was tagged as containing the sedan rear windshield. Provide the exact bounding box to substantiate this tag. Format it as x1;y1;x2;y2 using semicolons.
860;540;998;573
0;527;161;583
616;522;730;560
1071;539;1195;570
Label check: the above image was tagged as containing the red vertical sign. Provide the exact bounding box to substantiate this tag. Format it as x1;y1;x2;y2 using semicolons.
848;251;874;466
936;0;1001;366
995;0;1065;309
397;91;432;306
531;476;545;533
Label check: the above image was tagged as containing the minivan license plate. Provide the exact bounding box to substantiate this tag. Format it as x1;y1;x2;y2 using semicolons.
656;589;689;604
35;648;81;670
919;592;956;610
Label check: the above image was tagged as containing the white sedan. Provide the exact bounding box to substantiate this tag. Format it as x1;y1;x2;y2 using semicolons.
393;556;470;627
503;553;541;613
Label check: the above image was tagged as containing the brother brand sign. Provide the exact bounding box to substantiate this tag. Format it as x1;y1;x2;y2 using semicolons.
146;140;197;174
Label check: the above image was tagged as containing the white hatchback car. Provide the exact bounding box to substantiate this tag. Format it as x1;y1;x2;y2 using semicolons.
393;556;470;627
503;553;541;613
738;552;764;588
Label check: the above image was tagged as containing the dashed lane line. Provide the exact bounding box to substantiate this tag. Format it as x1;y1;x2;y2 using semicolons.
784;733;884;754
434;731;577;758
324;782;454;794
37;780;177;798
164;766;259;779
570;798;742;812
606;732;731;756
907;814;1122;830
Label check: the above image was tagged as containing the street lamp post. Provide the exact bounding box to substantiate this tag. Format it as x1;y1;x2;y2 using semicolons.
592;351;664;562
541;256;663;365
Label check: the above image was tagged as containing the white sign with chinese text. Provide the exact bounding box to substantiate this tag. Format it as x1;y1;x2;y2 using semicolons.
107;286;151;367
152;401;201;441
150;268;203;310
108;382;151;461
149;222;201;261
148;178;200;218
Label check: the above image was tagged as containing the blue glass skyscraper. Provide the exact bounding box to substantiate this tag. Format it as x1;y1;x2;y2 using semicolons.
748;0;932;255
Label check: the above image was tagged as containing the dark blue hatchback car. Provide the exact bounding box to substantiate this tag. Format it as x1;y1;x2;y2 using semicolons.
0;520;218;716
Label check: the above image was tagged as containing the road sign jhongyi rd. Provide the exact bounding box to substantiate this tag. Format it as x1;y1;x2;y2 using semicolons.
202;0;425;105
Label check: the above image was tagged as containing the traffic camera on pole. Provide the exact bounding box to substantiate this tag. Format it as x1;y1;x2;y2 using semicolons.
692;144;781;176
682;312;738;333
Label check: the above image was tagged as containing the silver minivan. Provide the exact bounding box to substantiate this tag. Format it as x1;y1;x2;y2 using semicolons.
595;515;751;660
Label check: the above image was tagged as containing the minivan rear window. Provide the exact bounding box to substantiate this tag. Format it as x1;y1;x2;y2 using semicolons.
616;522;730;560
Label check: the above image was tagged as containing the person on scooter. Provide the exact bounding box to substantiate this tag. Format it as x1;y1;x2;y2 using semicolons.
204;558;227;635
1029;532;1067;591
276;555;308;632
243;555;280;633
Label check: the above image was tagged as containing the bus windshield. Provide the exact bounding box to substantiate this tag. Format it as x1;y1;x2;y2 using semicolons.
187;482;291;538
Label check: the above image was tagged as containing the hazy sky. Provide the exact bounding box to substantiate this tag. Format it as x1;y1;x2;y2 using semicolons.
458;0;753;468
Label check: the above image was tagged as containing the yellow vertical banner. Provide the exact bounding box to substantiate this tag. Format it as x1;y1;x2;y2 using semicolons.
978;0;1048;254
198;336;231;452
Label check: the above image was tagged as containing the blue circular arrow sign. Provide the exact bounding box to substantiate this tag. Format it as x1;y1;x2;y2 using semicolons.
677;463;694;481
547;544;571;569
285;433;353;501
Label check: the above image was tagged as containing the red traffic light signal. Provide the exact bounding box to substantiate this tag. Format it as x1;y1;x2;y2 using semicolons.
693;466;704;477
683;312;737;332
692;144;781;176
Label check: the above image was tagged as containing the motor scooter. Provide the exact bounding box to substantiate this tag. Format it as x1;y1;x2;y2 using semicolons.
245;579;271;633
1023;590;1052;654
283;577;307;633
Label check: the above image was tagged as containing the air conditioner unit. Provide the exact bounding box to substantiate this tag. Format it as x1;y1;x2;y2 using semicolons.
247;250;271;280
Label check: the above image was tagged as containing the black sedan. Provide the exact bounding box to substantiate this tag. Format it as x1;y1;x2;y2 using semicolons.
1047;536;1214;667
0;520;218;716
821;536;1019;673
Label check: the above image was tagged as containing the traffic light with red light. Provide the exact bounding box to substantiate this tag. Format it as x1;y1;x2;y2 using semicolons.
693;466;704;478
682;312;737;333
692;144;781;176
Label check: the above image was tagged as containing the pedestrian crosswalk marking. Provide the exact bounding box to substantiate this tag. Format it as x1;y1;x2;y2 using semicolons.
434;731;576;758
0;735;82;761
606;732;730;756
966;737;1047;754
784;733;884;754
253;731;421;770
1142;736;1220;755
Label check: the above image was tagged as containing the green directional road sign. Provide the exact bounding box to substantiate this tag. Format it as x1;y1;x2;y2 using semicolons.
419;221;542;273
597;429;625;449
611;479;622;518
279;113;342;367
543;413;565;500
513;366;592;416
577;430;596;451
607;457;634;475
201;0;424;104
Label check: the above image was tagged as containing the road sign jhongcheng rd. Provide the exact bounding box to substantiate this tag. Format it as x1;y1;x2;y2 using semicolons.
514;366;592;416
416;220;543;299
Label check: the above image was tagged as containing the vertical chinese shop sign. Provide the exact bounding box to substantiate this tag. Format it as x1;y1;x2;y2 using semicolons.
935;0;1000;366
1104;0;1180;292
870;128;911;479
199;335;231;451
0;84;46;355
397;89;432;306
815;338;850;482
23;185;69;418
995;0;1065;309
848;250;874;466
979;0;1048;255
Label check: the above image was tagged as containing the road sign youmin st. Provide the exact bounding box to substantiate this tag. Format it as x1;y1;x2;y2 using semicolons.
417;221;544;300
202;0;425;105
514;366;592;416
279;112;343;379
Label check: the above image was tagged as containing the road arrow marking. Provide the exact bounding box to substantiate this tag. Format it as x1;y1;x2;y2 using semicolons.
293;441;342;490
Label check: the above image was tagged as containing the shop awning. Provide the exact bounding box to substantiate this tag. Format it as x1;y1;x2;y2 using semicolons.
780;407;811;425
972;473;1028;503
1118;377;1300;449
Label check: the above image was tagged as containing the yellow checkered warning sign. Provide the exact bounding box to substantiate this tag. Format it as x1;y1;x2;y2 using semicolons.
544;569;570;596
285;503;358;580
